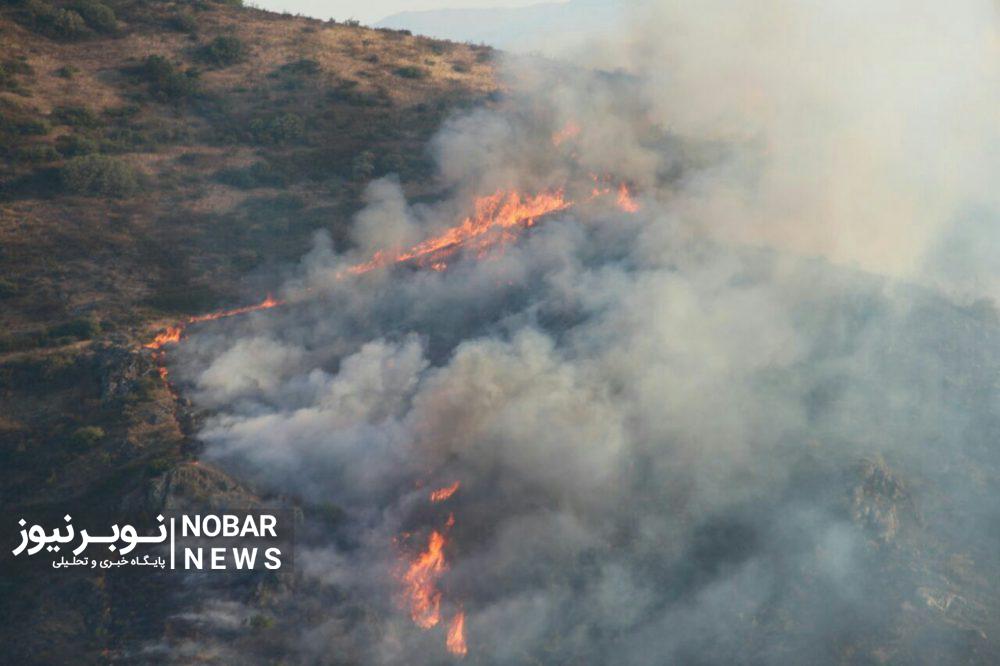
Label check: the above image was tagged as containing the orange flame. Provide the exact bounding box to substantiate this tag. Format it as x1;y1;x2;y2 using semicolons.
616;183;640;213
430;481;461;503
402;530;448;629
187;294;284;324
446;611;467;657
552;121;581;146
344;189;571;277
144;326;182;350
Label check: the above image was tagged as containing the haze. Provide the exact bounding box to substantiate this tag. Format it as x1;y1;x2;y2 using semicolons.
249;0;563;26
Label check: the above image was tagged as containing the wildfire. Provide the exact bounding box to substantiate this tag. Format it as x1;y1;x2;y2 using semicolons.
187;294;284;324
343;189;571;277
430;481;461;503
446;611;467;657
402;529;448;629
616;183;640;213
551;120;582;146
144;326;182;350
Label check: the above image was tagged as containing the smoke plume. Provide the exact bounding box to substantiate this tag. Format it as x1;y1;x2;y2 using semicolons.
170;1;999;663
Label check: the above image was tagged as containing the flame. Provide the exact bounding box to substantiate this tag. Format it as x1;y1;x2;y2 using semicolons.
616;183;640;213
343;189;571;277
552;121;581;146
446;612;467;657
430;481;461;503
144;326;182;350
187;294;284;324
402;530;448;629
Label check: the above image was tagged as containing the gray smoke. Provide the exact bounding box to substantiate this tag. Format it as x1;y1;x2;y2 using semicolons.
171;2;999;663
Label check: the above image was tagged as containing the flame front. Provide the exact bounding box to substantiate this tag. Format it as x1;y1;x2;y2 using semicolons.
144;326;182;350
552;120;581;146
430;481;461;503
402;530;448;629
446;612;467;657
187;294;284;324
616;183;640;213
344;189;571;277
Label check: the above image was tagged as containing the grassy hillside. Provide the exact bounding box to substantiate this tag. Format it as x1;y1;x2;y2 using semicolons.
0;0;497;340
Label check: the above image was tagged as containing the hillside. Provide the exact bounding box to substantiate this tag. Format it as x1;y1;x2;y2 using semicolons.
0;1;498;661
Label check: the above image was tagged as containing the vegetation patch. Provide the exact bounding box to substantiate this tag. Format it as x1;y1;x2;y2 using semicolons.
197;35;247;67
60;154;142;197
394;65;428;80
137;55;200;102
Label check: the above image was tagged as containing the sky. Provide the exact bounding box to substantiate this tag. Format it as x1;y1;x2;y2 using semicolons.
250;0;563;26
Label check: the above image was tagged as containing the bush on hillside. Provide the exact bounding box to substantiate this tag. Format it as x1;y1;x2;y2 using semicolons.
197;35;247;66
72;0;116;33
394;65;428;80
248;112;304;144
139;55;199;101
60;154;141;197
52;104;102;128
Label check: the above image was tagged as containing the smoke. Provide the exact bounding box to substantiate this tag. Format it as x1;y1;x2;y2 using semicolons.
170;1;999;663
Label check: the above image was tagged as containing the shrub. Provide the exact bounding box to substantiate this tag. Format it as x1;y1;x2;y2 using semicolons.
247;614;274;630
167;11;197;33
0;112;50;136
55;133;98;156
139;55;199;101
197;35;246;66
55;65;76;78
0;278;19;298
52;8;88;40
15;143;59;163
52;104;102;128
215;161;289;189
394;65;427;79
48;316;101;339
249;112;304;144
72;0;115;33
276;58;320;76
61;155;141;197
71;425;105;447
0;59;33;92
351;150;375;181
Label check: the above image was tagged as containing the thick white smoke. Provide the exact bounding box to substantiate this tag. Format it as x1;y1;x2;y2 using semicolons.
170;2;999;663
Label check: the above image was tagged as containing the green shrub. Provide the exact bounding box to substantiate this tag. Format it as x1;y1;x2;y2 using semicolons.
351;150;375;181
197;35;246;66
71;425;105;447
249;112;304;144
145;456;174;476
52;104;102;128
54;65;77;79
0;278;19;299
72;0;115;33
15;143;59;163
0;59;33;92
394;65;427;79
48;316;101;339
139;55;199;101
52;8;88;39
275;58;320;76
55;133;98;156
167;11;197;33
61;155;141;197
215;161;290;188
247;614;274;630
0;113;51;136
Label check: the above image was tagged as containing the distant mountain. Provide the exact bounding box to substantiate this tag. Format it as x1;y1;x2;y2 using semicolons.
377;0;626;53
